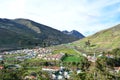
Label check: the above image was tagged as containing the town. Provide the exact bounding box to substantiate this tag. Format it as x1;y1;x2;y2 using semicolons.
0;46;120;80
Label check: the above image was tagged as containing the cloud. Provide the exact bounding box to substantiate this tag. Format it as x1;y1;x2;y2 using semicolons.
0;0;120;36
0;0;26;18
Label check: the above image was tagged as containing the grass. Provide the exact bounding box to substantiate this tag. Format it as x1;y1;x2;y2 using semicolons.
71;24;120;52
63;55;84;62
53;48;79;55
4;55;16;61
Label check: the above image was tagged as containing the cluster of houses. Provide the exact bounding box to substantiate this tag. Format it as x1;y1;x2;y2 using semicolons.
82;53;115;63
41;66;82;80
0;47;65;62
38;53;65;61
87;56;97;62
105;54;114;58
0;48;52;61
34;47;52;54
23;65;82;80
82;53;98;62
1;48;52;55
1;47;119;79
82;53;120;74
42;66;70;80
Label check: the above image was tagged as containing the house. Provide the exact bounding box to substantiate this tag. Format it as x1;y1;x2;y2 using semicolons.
24;72;37;80
37;54;45;58
82;54;87;57
42;66;71;80
77;69;82;74
114;67;120;73
64;71;70;79
15;56;25;61
0;66;4;70
24;75;37;80
87;56;97;62
51;74;56;79
0;55;3;61
42;66;60;72
58;75;63;80
44;53;65;61
105;54;114;58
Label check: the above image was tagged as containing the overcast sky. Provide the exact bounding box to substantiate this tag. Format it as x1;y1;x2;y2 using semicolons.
0;0;120;36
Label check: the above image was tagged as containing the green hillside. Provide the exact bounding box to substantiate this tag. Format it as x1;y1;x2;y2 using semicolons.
0;28;40;49
72;24;120;52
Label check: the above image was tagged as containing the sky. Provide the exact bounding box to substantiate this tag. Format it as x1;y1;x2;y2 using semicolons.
0;0;120;36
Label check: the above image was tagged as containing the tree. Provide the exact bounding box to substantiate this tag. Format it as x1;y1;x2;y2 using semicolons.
85;40;91;47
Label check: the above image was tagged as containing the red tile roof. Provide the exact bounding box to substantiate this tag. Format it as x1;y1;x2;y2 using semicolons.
0;66;4;69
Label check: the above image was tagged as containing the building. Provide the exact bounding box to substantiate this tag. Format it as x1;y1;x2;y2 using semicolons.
42;66;70;80
0;55;3;61
42;66;60;72
87;56;97;62
24;75;37;80
114;67;120;73
105;54;114;58
0;66;4;70
44;53;65;61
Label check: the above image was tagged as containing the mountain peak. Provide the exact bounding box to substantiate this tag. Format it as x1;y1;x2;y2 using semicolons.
62;30;85;39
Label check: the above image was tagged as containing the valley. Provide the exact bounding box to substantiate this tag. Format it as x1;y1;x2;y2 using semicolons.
0;18;120;80
0;42;120;79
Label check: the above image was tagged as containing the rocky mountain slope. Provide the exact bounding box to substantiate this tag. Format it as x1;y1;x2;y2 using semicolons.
62;30;85;39
0;18;79;48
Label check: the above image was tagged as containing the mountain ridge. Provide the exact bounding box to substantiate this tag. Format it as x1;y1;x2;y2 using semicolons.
62;30;85;39
0;18;80;49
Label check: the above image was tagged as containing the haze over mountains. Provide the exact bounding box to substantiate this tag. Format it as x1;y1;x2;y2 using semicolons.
0;18;83;49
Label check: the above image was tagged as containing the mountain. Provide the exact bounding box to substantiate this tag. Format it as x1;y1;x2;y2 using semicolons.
0;18;79;49
62;30;85;39
72;24;120;52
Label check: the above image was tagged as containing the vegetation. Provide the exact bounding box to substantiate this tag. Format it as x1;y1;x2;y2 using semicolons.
1;47;120;79
0;18;79;49
72;24;120;52
62;55;84;62
0;19;120;79
53;48;79;54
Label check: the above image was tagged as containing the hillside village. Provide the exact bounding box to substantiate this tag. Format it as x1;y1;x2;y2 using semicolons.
1;0;120;79
0;18;120;80
0;46;120;80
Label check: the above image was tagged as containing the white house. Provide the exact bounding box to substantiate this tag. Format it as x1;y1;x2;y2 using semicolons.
42;66;60;72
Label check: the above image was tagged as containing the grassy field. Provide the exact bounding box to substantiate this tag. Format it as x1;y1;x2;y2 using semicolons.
62;55;84;62
72;24;120;52
53;48;80;55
